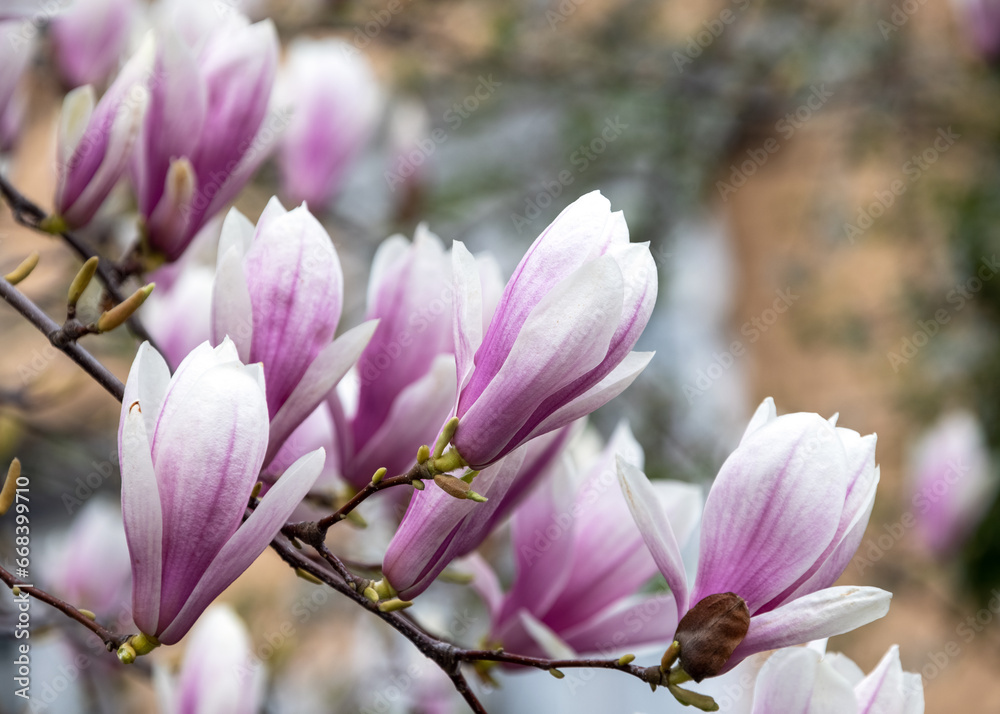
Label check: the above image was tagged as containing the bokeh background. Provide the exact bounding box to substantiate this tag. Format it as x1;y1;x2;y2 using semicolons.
3;0;1000;711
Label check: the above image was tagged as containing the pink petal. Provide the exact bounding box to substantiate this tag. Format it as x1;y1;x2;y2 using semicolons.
265;320;378;466
158;448;324;644
726;587;892;671
691;413;848;613
451;240;484;395
455;256;623;466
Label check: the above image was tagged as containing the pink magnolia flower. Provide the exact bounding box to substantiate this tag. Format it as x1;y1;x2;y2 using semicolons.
716;643;923;713
143;263;215;370
618;398;891;679
334;227;457;489
0;21;33;152
119;339;324;645
383;426;573;600
277;38;381;207
131;11;278;261
50;0;136;89
155;605;264;714
54;37;152;229
449;191;657;470
211;199;377;466
953;0;1000;61
474;423;703;659
909;410;995;556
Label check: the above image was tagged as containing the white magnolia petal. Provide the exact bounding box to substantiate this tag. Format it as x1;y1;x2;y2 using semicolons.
616;457;688;620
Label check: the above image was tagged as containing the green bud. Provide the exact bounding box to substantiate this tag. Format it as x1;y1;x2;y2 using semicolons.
4;252;39;285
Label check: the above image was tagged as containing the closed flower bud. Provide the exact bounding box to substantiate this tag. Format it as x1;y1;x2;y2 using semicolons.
132;11;279;261
211;199;376;466
54;35;152;229
119;339;324;645
449;191;657;470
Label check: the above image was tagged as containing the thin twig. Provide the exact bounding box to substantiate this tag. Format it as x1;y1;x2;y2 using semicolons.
0;277;125;401
315;464;427;531
0;564;129;651
0;172;158;349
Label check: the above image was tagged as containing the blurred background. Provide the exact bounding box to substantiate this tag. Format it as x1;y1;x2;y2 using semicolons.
3;0;1000;711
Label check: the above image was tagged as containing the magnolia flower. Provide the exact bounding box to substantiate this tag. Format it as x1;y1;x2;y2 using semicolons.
952;0;1000;61
118;340;324;647
143;264;214;370
132;11;278;261
713;642;923;713
383;426;573;600
155;605;265;714
909;410;995;556
42;498;131;619
334;226;456;489
448;191;657;470
212;199;377;466
277;38;381;207
619;398;890;682
50;0;136;88
53;37;152;229
474;424;703;659
0;21;33;152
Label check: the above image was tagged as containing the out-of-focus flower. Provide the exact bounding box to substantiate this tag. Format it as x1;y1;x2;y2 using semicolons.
619;398;890;682
132;11;278;261
211;199;377;466
334;226;456;489
952;0;1000;62
155;605;265;714
50;0;136;89
53;37;152;230
142;263;214;370
277;38;381;207
909;410;995;556
383;426;573;600
475;423;702;659
118;340;324;647
448;191;657;470
42;498;131;619
0;21;33;152
714;642;923;713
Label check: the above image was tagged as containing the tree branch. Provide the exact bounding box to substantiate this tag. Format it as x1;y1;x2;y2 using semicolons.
0;277;125;402
0;563;129;651
0;172;158;349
